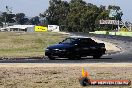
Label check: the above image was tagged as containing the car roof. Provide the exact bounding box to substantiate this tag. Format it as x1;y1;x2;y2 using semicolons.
69;36;92;40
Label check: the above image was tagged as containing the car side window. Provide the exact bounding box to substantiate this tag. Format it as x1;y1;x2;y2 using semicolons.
88;39;96;45
61;38;76;44
79;39;89;45
79;39;95;46
62;38;71;44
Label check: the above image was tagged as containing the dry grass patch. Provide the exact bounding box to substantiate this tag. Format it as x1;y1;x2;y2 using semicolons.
0;32;67;58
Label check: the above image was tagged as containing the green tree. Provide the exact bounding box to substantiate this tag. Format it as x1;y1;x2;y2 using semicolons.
66;0;99;32
41;0;123;32
108;5;123;21
108;5;121;11
15;13;29;24
29;16;40;25
0;12;15;23
43;0;69;25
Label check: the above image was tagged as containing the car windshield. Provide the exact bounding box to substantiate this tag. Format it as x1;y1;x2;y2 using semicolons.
61;38;76;44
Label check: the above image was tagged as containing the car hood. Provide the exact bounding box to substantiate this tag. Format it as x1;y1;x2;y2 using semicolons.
47;44;73;49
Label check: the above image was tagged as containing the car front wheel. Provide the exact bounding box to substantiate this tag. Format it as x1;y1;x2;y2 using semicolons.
48;56;55;60
68;55;81;60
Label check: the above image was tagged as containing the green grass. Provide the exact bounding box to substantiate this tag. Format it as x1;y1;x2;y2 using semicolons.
0;32;67;58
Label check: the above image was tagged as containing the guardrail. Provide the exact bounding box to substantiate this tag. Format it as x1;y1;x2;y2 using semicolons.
89;31;132;37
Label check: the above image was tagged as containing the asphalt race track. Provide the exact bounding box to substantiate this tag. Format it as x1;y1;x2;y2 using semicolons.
0;53;132;63
0;33;132;63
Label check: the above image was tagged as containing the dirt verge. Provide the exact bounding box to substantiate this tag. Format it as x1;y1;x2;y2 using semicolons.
0;66;131;88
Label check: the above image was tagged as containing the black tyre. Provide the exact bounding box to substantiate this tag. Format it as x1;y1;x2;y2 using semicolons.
68;55;81;60
75;56;81;60
93;54;102;59
48;56;55;60
68;56;74;60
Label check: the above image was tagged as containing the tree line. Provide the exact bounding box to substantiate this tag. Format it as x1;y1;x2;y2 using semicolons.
40;0;123;32
0;12;41;26
0;0;123;32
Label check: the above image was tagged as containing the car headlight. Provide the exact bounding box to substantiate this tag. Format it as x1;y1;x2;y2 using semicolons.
45;48;49;51
59;49;66;52
54;49;59;51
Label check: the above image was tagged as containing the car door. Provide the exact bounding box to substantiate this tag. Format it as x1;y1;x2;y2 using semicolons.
77;39;90;56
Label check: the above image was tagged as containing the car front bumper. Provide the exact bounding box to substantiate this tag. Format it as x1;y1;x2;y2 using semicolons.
45;49;70;58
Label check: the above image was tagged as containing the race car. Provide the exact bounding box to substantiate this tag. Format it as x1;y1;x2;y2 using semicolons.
45;37;106;60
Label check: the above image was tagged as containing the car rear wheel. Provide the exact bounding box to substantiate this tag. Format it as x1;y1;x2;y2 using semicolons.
93;54;102;59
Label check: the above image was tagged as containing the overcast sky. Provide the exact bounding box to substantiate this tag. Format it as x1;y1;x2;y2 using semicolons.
0;0;132;22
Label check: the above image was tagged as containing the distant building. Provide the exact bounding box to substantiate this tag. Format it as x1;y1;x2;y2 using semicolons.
2;22;18;27
0;25;35;32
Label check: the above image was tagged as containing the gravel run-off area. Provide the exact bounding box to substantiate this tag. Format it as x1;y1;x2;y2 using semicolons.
0;65;132;88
